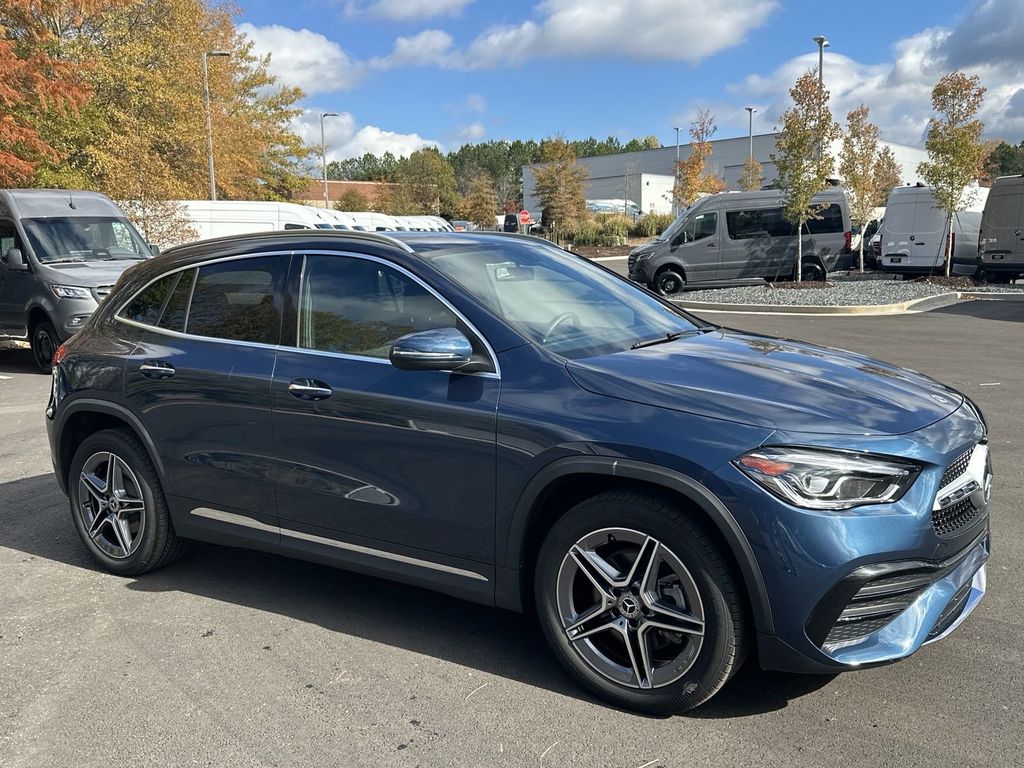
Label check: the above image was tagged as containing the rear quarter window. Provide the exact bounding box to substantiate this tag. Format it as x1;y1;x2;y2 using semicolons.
121;273;180;326
806;204;844;234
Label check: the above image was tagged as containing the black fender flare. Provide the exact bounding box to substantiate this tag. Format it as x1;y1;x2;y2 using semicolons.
53;397;167;494
498;456;773;634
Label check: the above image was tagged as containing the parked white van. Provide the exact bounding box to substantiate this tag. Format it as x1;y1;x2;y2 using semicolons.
978;175;1024;283
878;184;988;276
169;200;336;248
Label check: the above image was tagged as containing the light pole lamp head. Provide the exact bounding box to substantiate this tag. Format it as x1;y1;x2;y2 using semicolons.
322;112;340;119
813;36;829;49
205;50;231;59
745;106;757;115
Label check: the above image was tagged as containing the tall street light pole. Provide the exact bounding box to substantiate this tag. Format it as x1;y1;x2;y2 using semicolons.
744;107;756;160
673;126;681;215
812;36;829;162
203;50;231;201
320;112;340;209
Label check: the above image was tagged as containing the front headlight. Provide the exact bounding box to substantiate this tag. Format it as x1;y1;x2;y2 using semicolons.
735;447;920;510
51;284;92;299
635;250;653;261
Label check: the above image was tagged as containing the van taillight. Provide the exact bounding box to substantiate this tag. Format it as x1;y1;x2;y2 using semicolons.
52;343;69;365
844;231;852;254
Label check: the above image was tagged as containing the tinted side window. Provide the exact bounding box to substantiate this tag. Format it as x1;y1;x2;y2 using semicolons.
726;209;764;240
187;256;288;344
806;204;844;234
762;208;795;237
678;212;717;243
158;268;196;333
298;255;457;359
122;273;180;326
0;221;21;257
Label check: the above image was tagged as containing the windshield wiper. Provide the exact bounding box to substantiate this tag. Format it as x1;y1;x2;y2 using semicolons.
45;257;88;264
630;330;697;350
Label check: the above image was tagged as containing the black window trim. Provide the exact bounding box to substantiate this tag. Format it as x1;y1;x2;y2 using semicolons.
112;249;501;378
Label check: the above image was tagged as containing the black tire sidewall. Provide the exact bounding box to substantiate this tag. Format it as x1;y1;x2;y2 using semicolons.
801;261;825;282
534;495;742;713
656;269;685;296
68;430;167;575
31;322;59;372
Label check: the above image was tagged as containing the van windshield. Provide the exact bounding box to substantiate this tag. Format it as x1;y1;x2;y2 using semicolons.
23;217;150;264
656;209;689;241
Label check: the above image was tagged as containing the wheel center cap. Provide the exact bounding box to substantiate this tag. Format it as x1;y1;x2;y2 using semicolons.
617;594;641;619
108;498;120;514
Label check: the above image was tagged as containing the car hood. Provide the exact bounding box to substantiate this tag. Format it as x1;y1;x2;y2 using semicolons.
40;260;142;286
629;241;660;256
566;330;963;436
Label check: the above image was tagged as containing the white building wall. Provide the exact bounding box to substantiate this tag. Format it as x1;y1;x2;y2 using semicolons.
522;133;928;216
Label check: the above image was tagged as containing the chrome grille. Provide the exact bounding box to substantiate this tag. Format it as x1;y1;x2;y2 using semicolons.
92;285;113;303
933;497;982;537
627;253;638;271
940;448;973;490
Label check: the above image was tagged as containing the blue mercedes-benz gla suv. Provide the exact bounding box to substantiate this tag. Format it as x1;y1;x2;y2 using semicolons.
46;230;991;713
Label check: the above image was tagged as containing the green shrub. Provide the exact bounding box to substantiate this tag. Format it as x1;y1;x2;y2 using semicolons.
630;212;675;238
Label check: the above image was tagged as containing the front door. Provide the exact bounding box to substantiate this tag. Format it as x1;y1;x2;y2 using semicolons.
0;219;29;336
271;252;499;585
122;254;290;543
671;210;719;283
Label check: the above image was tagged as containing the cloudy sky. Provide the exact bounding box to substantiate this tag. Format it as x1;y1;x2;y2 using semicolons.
236;0;1024;162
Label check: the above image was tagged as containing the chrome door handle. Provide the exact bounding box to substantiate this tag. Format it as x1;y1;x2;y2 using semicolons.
288;379;333;401
139;362;175;379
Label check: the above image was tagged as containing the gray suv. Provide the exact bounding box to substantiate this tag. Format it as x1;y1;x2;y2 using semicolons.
629;187;853;294
0;189;151;370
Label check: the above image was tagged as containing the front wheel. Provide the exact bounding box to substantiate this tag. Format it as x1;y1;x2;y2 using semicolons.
534;491;748;714
31;321;60;373
654;269;686;296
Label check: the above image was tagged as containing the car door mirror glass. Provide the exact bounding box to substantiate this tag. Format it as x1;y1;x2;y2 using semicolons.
389;327;475;372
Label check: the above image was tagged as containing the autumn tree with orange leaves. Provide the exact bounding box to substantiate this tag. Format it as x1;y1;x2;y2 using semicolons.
672;109;727;209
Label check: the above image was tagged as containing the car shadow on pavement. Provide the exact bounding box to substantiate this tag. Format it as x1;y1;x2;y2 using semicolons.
1;472;834;718
0;346;39;375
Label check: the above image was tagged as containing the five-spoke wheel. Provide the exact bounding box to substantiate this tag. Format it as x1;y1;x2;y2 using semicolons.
535;491;748;713
557;528;704;689
78;451;147;559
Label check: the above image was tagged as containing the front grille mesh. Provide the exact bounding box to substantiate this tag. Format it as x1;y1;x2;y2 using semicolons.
933;498;983;537
940;448;973;489
627;253;638;271
822;570;934;649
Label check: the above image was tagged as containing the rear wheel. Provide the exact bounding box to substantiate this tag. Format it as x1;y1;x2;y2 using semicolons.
654;268;686;296
534;491;748;714
31;321;59;373
68;428;186;575
800;260;826;282
977;268;1010;284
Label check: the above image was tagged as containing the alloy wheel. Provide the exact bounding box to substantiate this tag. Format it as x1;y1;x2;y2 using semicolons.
77;451;147;560
555;527;705;689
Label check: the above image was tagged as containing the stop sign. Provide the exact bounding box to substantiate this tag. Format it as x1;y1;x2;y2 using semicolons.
518;209;531;225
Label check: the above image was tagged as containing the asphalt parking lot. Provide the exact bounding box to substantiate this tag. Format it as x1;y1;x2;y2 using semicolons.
1;299;1022;768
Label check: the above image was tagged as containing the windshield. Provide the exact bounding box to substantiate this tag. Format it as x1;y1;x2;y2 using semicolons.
23;216;150;264
656;209;689;241
417;238;706;359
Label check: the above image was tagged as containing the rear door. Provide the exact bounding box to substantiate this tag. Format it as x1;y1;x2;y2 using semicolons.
881;197;916;269
981;183;1024;269
911;198;946;270
121;253;290;545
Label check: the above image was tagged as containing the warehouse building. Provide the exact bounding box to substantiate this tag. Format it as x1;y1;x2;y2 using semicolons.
522;132;929;217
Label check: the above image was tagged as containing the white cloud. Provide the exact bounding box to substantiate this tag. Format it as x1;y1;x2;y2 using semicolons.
462;0;777;68
240;23;362;95
726;0;1024;144
454;122;487;142
345;0;473;20
370;29;456;70
371;0;776;70
463;93;486;113
292;110;440;161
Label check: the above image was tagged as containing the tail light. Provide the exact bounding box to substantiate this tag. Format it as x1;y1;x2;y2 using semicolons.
843;231;852;254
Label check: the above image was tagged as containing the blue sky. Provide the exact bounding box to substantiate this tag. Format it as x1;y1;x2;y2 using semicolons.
237;0;1024;161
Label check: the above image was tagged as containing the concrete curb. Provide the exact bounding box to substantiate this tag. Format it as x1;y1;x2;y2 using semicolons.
672;291;964;316
959;290;1024;302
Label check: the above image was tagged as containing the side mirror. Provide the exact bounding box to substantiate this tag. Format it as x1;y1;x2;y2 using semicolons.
5;248;28;271
148;243;161;255
389;327;475;372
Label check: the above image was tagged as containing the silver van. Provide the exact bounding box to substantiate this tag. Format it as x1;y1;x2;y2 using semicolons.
877;184;986;277
628;187;852;294
0;190;152;370
977;175;1024;283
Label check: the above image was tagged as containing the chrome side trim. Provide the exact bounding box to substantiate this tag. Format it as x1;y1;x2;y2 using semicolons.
189;507;489;582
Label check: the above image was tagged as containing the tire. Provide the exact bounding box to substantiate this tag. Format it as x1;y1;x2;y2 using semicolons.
31;321;60;373
534;491;748;714
68;428;186;576
654;268;686;296
800;260;826;282
977;268;1009;285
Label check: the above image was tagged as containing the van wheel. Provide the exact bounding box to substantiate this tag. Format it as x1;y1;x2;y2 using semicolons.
977;268;1009;285
31;321;60;373
534;491;748;714
655;268;686;296
801;260;826;282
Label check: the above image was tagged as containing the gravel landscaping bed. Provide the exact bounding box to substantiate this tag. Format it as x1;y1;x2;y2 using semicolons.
676;281;956;307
